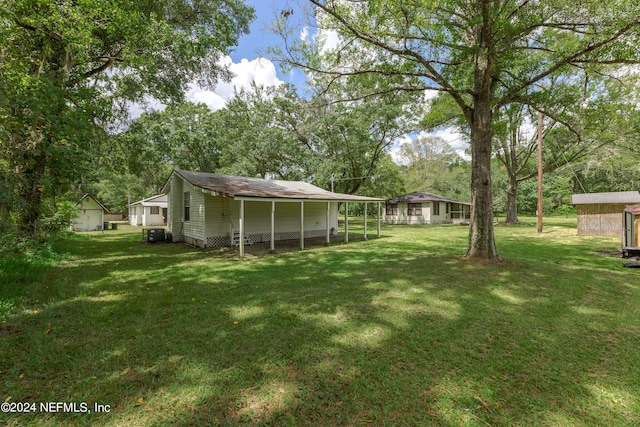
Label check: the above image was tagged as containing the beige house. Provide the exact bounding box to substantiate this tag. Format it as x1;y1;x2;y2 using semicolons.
572;191;640;237
161;170;383;256
127;194;168;226
384;191;470;225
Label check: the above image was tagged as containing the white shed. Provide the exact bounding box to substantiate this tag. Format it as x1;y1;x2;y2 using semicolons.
161;170;383;256
127;194;168;226
70;194;109;231
384;191;471;225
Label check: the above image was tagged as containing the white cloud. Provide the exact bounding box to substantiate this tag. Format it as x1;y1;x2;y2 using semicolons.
318;29;340;54
300;26;309;41
186;56;283;111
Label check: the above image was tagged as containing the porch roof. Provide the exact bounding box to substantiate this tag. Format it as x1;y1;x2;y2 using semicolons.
163;170;383;202
127;194;168;208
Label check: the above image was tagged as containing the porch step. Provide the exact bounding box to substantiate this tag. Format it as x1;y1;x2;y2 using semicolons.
231;232;253;247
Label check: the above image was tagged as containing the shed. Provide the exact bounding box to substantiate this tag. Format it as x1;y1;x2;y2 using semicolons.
70;194;109;231
622;205;640;257
161;170;384;257
127;194;168;226
572;191;640;237
384;191;471;225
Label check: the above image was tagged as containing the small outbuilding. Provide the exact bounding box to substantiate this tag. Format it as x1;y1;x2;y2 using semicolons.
70;194;109;231
384;191;471;225
572;191;640;237
127;194;168;226
161;170;384;257
622;205;640;257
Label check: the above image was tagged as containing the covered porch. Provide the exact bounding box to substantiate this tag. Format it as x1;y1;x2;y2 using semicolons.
234;197;384;258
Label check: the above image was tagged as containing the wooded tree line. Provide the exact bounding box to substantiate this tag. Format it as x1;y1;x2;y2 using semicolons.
2;0;640;261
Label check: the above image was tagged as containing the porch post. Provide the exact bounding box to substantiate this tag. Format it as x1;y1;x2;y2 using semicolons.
377;202;381;238
239;199;245;258
300;200;305;250
270;201;275;253
326;201;331;245
364;202;368;240
344;201;349;243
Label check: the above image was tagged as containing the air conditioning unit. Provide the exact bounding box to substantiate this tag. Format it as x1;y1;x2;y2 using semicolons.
146;228;165;243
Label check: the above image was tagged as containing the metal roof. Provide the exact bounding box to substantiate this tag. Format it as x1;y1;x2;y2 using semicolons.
127;194;168;207
571;191;640;205
164;170;383;202
386;190;470;205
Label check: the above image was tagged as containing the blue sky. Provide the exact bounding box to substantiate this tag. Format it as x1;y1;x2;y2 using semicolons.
184;0;308;109
184;0;469;159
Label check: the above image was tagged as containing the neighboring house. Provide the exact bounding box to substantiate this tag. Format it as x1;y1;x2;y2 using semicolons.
384;191;471;225
127;194;168;226
70;194;109;231
572;191;640;237
161;170;383;256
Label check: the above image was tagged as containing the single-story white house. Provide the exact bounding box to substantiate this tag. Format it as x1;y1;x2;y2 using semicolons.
161;170;384;256
70;193;109;231
384;191;471;225
127;194;168;226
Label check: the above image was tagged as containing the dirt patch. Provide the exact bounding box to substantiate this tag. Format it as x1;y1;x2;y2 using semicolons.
0;324;21;335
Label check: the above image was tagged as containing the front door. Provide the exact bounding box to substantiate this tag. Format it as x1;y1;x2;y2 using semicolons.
624;211;633;247
162;208;168;225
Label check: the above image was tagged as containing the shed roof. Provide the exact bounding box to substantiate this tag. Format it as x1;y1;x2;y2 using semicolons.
75;193;109;213
162;170;383;202
386;190;470;206
571;191;640;205
127;194;167;207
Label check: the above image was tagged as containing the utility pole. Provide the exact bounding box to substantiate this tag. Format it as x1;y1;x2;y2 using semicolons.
537;110;543;233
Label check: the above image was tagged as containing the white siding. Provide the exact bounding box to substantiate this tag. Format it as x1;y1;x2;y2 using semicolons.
142;206;165;226
71;198;104;231
204;194;231;238
168;175;183;239
182;182;205;246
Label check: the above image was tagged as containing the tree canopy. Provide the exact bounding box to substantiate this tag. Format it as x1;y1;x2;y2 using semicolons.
0;0;254;233
273;0;640;259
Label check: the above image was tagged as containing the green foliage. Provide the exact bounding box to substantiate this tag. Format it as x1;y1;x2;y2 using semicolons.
273;0;640;258
0;0;254;233
398;135;471;201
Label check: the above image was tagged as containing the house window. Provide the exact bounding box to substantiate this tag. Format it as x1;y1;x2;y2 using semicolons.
407;203;422;216
386;203;398;216
184;192;190;221
150;206;159;215
446;203;449;214
433;202;440;215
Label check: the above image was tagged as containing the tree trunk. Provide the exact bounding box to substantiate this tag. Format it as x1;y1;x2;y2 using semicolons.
15;141;47;235
465;11;500;260
466;101;500;260
505;172;519;224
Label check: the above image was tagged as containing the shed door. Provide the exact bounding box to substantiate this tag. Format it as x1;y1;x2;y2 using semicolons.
624;211;633;247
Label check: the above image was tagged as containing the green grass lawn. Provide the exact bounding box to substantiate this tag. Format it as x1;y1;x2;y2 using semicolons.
1;218;639;426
